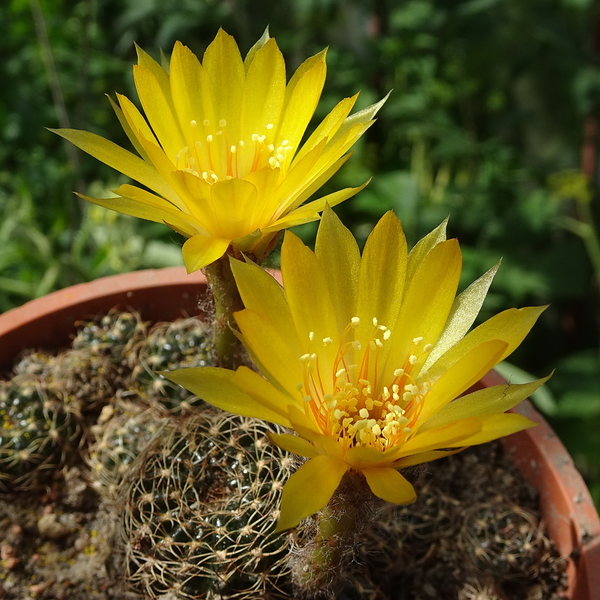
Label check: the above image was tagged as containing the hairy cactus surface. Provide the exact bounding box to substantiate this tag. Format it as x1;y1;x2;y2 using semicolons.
122;409;296;600
0;376;81;492
87;400;164;500
132;317;212;415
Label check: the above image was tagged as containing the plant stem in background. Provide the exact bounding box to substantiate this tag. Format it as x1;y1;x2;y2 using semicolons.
203;253;245;369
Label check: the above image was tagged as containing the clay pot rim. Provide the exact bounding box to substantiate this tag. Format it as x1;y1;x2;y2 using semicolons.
0;266;598;599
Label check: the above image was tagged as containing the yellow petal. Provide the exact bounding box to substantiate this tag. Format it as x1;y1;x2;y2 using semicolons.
392;449;462;469
345;445;390;469
405;217;448;284
230;259;301;353
294;94;359;162
234;309;302;396
202;29;244;139
133;64;186;160
268;432;319;458
241;38;285;143
450;412;537;446
383;238;461;381
424;260;501;369
107;94;152;161
393;417;482;459
181;235;230;273
329;92;389;145
209;178;259;239
417;339;508;424
135;43;171;100
243;27;270;70
276;58;326;156
169;41;212;151
49;128;176;203
356;211;407;343
281;231;338;350
264;179;369;232
418;374;551;433
315;206;361;332
163;366;292;427
362;468;416;505
427;306;547;380
276;455;348;531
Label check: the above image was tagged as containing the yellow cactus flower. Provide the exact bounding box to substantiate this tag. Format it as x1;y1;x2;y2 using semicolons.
166;208;547;530
52;29;386;272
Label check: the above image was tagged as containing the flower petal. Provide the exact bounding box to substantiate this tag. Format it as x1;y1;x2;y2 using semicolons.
268;432;319;458
315;206;361;331
164;366;293;427
277;455;348;531
417;339;508;424
49;128;176;203
362;467;416;505
424;260;501;369
234;308;303;396
449;412;537;446
181;235;230;273
418;374;551;433
281;231;338;349
393;417;482;459
427;306;547;381
405;217;448;284
355;211;407;341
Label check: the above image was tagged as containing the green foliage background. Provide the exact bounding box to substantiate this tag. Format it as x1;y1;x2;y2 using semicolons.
1;0;599;506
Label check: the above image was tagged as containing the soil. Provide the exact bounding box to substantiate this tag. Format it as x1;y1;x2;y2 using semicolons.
0;312;569;600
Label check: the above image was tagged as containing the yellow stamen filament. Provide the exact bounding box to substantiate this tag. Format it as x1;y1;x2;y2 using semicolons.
298;320;434;454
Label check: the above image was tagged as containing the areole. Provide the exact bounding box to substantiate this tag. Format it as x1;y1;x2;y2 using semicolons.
0;266;598;599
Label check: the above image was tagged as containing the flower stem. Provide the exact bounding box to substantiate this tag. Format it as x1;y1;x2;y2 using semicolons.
290;471;377;597
203;253;245;369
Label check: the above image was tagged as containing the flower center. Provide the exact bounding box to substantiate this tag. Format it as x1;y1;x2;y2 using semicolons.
299;317;433;453
173;120;294;184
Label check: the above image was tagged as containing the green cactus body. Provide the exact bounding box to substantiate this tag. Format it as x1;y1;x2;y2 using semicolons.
87;400;164;500
0;377;81;492
133;317;212;415
73;310;147;362
123;410;295;600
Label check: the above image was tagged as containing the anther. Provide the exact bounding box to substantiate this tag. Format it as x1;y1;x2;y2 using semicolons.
383;330;391;340
206;134;213;143
352;340;362;351
323;337;333;345
230;145;237;153
372;317;379;327
424;343;433;352
351;317;360;327
190;120;197;127
413;336;424;344
408;355;418;365
266;123;274;130
394;368;404;377
203;119;210;126
219;119;227;127
308;331;315;341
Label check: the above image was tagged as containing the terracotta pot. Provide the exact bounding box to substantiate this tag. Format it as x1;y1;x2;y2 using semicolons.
1;267;598;599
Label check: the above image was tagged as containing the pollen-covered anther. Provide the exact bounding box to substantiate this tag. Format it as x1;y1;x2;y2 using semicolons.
408;354;418;365
351;317;360;327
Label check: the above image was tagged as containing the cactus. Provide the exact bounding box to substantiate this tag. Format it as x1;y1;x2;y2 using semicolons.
0;376;81;492
132;317;212;415
122;409;296;600
457;501;549;582
73;309;147;362
86;399;164;500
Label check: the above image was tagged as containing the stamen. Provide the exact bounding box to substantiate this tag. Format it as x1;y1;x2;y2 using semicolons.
351;317;360;327
203;119;210;127
219;119;227;127
190;120;197;127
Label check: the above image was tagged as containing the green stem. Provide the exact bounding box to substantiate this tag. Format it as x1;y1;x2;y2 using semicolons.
203;253;245;369
291;471;376;596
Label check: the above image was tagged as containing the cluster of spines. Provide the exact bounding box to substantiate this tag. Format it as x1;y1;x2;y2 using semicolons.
123;410;295;600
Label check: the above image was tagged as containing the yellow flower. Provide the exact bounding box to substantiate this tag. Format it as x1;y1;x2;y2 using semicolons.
166;208;547;530
52;29;385;272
